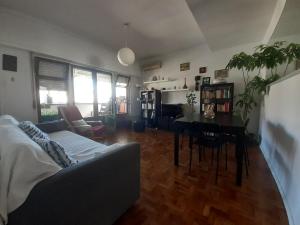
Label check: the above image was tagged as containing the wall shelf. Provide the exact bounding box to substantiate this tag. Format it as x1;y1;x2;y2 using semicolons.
143;79;174;84
161;89;189;93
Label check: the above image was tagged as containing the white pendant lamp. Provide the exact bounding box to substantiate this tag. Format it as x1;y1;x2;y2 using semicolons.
117;23;135;66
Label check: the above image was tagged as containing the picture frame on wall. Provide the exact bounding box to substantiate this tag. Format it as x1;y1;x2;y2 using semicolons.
180;62;190;71
199;67;207;73
202;77;210;85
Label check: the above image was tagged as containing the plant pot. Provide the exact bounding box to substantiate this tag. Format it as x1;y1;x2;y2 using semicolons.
183;104;195;117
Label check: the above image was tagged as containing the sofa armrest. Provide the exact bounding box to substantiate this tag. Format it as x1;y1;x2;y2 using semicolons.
36;120;68;133
8;143;140;225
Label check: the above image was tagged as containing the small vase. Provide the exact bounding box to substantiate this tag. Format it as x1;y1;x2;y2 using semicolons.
183;77;188;89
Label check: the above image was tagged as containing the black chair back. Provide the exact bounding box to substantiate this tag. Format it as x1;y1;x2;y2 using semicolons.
191;122;221;135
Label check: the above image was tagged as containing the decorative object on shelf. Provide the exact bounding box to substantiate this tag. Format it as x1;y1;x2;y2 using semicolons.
214;69;228;84
183;77;188;89
195;75;201;91
117;23;135;66
199;67;207;73
152;76;158;81
204;103;215;119
2;54;17;72
174;86;176;89
162;77;165;80
180;62;190;71
202;77;210;85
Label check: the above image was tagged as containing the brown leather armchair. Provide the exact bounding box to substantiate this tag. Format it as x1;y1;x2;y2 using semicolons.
58;106;105;139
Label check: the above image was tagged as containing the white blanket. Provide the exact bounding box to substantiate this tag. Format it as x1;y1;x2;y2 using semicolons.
0;125;61;225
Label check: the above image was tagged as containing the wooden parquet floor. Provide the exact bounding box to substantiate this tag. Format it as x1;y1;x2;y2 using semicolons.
102;129;288;225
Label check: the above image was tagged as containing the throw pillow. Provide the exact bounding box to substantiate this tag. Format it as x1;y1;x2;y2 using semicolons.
72;119;92;132
32;137;77;168
19;121;49;140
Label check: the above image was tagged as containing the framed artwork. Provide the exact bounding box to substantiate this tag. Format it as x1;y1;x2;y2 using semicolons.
199;67;207;73
2;54;17;72
180;62;190;71
202;77;210;85
214;69;228;79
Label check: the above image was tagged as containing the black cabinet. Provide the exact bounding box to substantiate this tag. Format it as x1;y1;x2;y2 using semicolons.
140;90;161;128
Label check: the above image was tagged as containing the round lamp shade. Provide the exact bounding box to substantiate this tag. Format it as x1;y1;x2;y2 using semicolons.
117;47;135;66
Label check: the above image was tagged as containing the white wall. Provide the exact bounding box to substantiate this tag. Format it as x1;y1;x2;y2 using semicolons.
0;45;36;121
142;42;261;134
0;8;142;121
260;71;300;225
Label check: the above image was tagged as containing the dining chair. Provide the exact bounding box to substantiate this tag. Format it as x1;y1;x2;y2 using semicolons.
188;122;224;184
222;120;250;176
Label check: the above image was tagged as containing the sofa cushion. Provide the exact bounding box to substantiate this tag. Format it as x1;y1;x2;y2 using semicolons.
49;130;108;162
18;121;49;140
0;115;19;126
32;137;77;168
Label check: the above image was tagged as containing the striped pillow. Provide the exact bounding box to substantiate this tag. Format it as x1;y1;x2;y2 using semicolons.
19;121;49;140
32;137;76;168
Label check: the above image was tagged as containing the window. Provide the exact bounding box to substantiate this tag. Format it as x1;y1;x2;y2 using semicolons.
97;72;112;116
116;75;130;114
72;68;113;117
35;58;69;122
73;68;94;118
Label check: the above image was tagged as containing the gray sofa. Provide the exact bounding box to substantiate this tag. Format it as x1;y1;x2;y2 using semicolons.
7;120;140;225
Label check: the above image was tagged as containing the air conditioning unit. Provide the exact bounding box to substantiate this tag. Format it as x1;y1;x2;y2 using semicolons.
142;61;162;72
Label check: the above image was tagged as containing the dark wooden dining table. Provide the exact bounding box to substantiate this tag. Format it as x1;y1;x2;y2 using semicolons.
173;113;245;186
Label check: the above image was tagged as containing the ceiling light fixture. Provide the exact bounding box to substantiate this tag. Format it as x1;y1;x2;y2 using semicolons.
117;23;135;66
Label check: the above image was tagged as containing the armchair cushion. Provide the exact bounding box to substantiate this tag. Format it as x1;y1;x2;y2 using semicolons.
72;119;92;132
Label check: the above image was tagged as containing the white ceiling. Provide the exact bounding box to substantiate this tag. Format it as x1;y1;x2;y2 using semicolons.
186;0;277;50
272;0;300;38
0;0;279;59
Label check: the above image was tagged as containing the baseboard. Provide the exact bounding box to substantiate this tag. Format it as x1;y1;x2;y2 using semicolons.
260;144;294;225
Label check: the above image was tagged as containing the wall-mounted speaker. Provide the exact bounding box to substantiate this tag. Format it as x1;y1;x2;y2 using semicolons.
2;54;17;72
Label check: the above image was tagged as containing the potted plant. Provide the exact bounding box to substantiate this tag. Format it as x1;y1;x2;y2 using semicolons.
226;41;300;132
184;91;197;116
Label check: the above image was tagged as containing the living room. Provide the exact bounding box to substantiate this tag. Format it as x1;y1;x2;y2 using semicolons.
0;0;299;225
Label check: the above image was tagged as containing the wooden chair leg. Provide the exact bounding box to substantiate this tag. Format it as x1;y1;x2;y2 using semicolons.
215;147;220;184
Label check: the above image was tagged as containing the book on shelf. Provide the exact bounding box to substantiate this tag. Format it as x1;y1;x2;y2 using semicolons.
201;90;215;99
216;88;231;99
216;102;230;112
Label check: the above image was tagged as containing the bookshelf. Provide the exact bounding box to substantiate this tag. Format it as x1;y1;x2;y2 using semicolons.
140;90;162;128
200;83;234;114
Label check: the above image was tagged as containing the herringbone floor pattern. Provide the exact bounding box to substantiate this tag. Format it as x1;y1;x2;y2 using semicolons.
103;129;288;225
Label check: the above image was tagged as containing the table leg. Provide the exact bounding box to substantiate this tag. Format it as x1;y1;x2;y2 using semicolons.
236;133;244;186
174;131;179;166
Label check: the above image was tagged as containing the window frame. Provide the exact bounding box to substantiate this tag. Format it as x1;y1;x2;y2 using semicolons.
34;57;69;122
115;74;130;115
71;65;113;118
